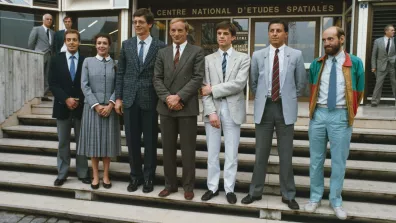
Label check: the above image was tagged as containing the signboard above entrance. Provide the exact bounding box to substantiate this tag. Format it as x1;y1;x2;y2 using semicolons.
152;3;343;18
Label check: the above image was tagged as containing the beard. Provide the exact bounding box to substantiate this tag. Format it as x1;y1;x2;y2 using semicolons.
324;43;341;56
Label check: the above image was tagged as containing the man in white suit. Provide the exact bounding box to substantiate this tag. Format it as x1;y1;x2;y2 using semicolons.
200;21;250;204
241;19;306;209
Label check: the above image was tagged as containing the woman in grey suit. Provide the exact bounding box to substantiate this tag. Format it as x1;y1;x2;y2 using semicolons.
78;34;121;189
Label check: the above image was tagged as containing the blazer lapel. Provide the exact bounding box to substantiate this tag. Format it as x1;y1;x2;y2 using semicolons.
61;54;73;83
142;38;157;69
75;56;84;83
214;53;224;83
129;37;140;71
263;48;270;87
281;46;290;90
225;52;237;82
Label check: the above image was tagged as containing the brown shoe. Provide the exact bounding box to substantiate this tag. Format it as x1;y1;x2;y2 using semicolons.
158;188;177;197
184;191;194;200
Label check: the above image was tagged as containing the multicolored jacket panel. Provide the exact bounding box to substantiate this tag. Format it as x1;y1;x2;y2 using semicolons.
308;52;365;126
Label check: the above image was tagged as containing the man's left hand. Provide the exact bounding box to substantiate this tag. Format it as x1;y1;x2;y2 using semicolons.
201;84;212;96
166;95;181;107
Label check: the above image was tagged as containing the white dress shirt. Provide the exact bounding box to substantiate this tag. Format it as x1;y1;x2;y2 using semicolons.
65;50;79;73
218;47;233;74
60;29;67;52
384;36;392;54
317;50;346;106
91;54;114;109
137;35;153;63
268;44;285;96
173;41;188;59
42;25;51;45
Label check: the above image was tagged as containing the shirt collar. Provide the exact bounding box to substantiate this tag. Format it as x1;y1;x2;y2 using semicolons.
270;44;286;52
42;25;48;31
173;40;188;49
218;47;233;57
66;50;79;60
96;54;111;61
137;35;153;45
384;36;393;40
327;50;345;62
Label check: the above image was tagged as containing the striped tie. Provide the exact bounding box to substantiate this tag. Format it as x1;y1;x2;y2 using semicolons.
222;52;227;81
174;44;180;69
271;49;280;101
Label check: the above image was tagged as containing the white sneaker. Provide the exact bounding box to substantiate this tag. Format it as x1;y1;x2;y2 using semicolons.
304;201;321;213
332;205;348;220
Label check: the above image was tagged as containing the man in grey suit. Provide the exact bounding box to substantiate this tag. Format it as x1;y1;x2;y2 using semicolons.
28;13;55;101
371;25;396;107
153;18;204;200
53;16;73;54
200;21;250;204
241;20;306;210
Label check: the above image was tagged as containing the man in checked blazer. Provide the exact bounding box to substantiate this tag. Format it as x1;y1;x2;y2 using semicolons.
153;18;204;200
200;21;250;204
115;8;165;193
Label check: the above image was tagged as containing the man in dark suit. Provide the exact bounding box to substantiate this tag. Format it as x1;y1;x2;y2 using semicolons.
153;18;205;200
28;13;55;101
53;16;73;54
48;29;90;186
115;8;165;193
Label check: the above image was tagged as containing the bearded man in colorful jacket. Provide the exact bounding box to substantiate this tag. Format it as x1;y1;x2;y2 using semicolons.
304;26;364;220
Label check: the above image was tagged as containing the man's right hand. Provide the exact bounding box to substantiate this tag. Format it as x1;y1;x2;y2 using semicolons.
115;99;123;115
209;113;221;129
371;68;376;73
94;105;106;116
65;98;77;110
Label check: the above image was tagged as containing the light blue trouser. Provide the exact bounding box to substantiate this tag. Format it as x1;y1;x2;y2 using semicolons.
308;107;352;207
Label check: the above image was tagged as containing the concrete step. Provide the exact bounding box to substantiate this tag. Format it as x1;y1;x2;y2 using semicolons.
0;152;394;201
0;138;395;181
0;171;394;223
0;190;289;223
2;125;396;161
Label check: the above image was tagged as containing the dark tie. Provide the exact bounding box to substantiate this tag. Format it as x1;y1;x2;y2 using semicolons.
327;57;337;110
69;55;76;81
138;40;145;66
174;44;180;69
271;49;280;101
46;28;50;42
222;52;227;81
386;38;391;54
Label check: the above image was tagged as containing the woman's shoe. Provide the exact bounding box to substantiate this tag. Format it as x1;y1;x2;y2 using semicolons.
91;183;100;190
103;181;112;189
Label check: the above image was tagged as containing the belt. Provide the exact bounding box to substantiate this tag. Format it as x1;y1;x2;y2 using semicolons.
317;104;347;109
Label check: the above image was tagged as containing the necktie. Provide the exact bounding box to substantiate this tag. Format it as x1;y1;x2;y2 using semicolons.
138;40;145;66
327;57;337;110
271;49;280;101
174;44;180;69
222;52;227;81
69;55;76;81
386;38;391;54
46;28;50;43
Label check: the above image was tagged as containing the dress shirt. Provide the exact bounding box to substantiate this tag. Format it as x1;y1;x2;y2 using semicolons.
384;36;392;54
42;25;51;45
65;50;79;74
317;50;346;106
91;54;114;109
60;29;67;52
173;41;188;59
137;35;153;63
268;44;285;96
218;47;233;74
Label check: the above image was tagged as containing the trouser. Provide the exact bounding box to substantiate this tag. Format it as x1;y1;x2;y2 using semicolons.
44;51;51;95
371;62;396;105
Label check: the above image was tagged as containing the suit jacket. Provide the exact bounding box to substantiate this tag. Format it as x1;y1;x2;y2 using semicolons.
250;45;306;125
371;37;396;72
153;43;205;117
53;30;65;54
28;26;54;53
202;49;250;125
115;36;166;109
49;52;85;120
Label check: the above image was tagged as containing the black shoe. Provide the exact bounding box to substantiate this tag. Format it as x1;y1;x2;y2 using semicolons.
201;190;219;201
54;178;66;186
91;183;100;190
142;179;154;193
282;197;300;210
127;179;143;192
371;104;378;107
41;97;52;101
226;192;237;204
78;177;92;184
241;194;262;204
103;181;112;189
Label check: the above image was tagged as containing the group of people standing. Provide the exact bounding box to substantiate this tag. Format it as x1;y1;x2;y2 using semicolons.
27;8;365;221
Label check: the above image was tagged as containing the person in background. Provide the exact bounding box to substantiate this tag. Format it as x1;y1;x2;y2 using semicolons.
53;16;73;54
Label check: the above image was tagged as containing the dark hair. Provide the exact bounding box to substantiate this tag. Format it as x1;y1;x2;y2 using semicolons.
384;24;394;33
63;16;72;21
94;33;112;46
64;29;80;42
335;26;345;39
216;21;237;37
268;19;288;33
133;8;154;25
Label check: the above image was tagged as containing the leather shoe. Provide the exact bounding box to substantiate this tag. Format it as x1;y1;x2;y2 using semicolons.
54;178;66;186
158;188;178;197
41;97;52;101
241;194;262;204
201;190;219;201
142;179;154;193
78;177;92;184
282;197;300;210
103;182;112;189
184;191;194;200
91;183;99;190
127;179;143;192
226;192;237;204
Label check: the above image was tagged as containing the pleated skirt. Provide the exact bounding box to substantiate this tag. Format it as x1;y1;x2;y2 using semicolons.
77;104;121;157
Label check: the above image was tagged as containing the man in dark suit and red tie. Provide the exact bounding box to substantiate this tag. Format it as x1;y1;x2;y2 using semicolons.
48;29;90;186
115;8;165;193
153;18;205;201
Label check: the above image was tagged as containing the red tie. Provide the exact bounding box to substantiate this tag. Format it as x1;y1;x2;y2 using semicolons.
272;48;280;101
174;44;180;69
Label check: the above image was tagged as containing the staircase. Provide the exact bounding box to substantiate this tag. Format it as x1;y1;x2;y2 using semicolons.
0;100;395;223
